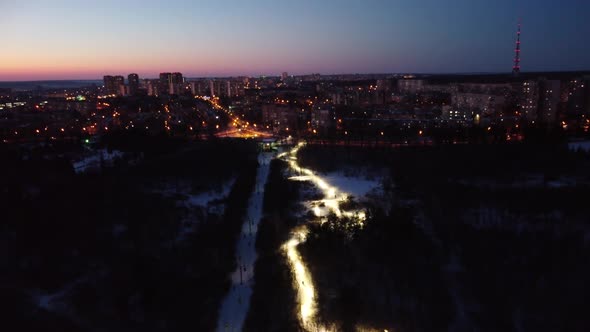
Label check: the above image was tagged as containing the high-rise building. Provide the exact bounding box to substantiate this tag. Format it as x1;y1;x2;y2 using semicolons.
397;79;425;94
119;84;130;97
158;72;184;95
189;81;207;96
171;72;184;84
114;76;125;96
168;72;184;95
226;81;232;97
281;72;289;81
189;81;200;95
452;93;506;117
103;76;113;93
231;80;245;97
159;73;172;95
128;73;139;95
103;75;124;95
538;79;561;123
521;79;561;123
147;80;159;96
209;80;216;97
563;78;588;115
521;80;539;121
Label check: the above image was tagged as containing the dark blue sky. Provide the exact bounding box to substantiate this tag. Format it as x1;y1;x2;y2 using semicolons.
1;0;589;80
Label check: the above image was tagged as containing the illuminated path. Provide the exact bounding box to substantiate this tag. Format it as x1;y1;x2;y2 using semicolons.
279;142;367;331
216;152;273;332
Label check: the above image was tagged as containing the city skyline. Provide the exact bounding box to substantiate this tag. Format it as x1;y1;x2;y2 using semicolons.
2;0;590;81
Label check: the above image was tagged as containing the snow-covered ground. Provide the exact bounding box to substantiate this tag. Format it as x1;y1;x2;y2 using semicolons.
36;286;74;312
155;178;235;204
569;140;590;152
323;171;381;199
34;273;96;314
184;182;234;208
73;149;124;174
457;174;585;189
176;180;237;240
153;178;236;242
290;171;382;219
216;151;274;332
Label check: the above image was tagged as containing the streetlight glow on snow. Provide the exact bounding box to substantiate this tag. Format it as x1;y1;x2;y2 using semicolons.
281;142;367;330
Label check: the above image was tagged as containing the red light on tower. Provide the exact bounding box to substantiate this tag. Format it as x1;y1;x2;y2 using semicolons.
512;20;522;76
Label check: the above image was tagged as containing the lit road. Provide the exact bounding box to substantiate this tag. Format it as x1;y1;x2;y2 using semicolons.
195;95;273;139
278;142;367;331
216;127;273;139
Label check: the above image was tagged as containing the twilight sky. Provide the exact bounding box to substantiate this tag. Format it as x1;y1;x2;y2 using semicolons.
1;0;589;80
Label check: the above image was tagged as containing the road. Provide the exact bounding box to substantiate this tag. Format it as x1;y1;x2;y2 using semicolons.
216;127;273;139
216;152;273;332
196;95;273;139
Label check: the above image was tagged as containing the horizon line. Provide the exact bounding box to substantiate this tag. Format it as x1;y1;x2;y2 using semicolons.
2;69;590;83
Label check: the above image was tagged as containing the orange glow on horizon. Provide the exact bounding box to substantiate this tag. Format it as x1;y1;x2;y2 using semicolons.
0;50;322;80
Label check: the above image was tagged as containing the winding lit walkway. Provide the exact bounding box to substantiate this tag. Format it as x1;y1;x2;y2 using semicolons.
279;142;367;331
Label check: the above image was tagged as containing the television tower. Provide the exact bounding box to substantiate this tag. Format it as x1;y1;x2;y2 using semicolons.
512;20;522;76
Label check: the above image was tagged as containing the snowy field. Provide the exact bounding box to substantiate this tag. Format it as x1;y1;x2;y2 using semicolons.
160;178;237;242
323;171;382;199
72;149;124;174
457;174;585;189
291;171;383;218
569;140;590;152
185;183;234;207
